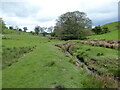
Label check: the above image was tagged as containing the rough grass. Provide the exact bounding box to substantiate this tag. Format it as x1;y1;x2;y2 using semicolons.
2;46;36;68
69;43;118;77
2;29;106;88
54;41;119;88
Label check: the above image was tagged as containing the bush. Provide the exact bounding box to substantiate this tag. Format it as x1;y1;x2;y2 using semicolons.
92;26;110;35
97;53;104;56
92;25;102;35
102;26;110;33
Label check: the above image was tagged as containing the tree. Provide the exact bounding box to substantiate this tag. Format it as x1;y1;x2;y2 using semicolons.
53;11;92;40
34;26;40;35
14;26;19;30
40;27;47;33
92;25;102;34
19;28;22;31
102;26;109;33
47;26;53;33
0;18;7;29
42;32;47;37
23;27;28;32
9;26;13;30
47;26;54;37
40;27;47;36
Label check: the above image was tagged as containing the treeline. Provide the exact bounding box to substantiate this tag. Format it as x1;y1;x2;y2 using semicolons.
1;11;110;40
30;26;53;37
9;26;28;32
92;25;110;35
0;17;53;36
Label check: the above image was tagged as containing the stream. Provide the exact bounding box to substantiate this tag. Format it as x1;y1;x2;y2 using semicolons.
66;50;95;75
55;43;119;87
66;49;119;82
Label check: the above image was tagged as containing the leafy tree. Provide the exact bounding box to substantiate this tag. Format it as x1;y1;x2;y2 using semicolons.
40;27;47;36
92;25;102;34
42;32;47;37
14;26;19;30
92;26;109;34
19;28;22;31
0;18;7;29
51;32;56;37
9;26;13;30
102;26;109;33
23;27;28;32
40;27;47;33
34;26;40;35
47;26;53;33
47;26;54;37
53;11;92;40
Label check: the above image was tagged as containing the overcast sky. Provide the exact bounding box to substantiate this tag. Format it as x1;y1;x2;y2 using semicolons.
0;0;119;31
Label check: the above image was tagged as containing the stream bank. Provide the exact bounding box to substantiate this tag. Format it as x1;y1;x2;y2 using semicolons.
55;41;119;88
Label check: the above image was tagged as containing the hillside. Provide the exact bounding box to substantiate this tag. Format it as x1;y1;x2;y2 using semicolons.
2;29;107;88
88;21;119;40
103;21;119;31
2;24;119;88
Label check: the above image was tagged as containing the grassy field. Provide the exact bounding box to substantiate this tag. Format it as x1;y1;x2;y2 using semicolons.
2;21;119;88
103;21;119;31
88;21;119;40
2;29;107;88
88;30;118;40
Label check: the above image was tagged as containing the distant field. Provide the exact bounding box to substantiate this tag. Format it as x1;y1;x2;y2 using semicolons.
103;21;119;31
88;21;119;40
88;30;118;40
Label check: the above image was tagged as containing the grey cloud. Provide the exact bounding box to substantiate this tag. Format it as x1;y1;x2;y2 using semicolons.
93;17;118;26
84;1;118;26
87;11;117;26
0;2;40;17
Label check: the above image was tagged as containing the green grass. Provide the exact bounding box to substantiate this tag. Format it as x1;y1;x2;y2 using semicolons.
88;30;118;40
69;43;118;76
88;21;119;40
2;46;36;68
2;29;30;35
2;29;107;88
103;21;119;31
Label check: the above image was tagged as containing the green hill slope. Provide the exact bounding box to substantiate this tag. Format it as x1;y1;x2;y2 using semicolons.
88;21;119;40
2;29;107;88
103;21;119;31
